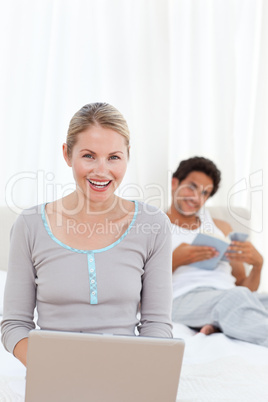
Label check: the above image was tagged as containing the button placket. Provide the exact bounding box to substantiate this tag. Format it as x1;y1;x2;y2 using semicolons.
87;252;98;304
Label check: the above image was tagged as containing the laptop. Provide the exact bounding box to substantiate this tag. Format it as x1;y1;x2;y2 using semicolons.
25;330;185;402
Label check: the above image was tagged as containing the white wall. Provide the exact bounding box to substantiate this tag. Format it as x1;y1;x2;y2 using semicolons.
1;0;267;290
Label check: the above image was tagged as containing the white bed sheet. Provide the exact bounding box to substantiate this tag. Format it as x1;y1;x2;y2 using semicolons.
1;321;268;401
174;323;268;401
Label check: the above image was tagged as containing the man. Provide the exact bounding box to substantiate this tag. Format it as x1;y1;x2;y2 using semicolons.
167;156;268;347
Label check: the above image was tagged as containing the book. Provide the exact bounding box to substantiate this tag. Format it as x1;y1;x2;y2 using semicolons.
190;231;248;270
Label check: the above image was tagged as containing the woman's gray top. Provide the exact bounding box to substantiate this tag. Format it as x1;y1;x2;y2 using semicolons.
1;201;173;353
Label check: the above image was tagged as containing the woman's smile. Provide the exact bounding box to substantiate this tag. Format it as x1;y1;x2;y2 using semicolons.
87;178;112;191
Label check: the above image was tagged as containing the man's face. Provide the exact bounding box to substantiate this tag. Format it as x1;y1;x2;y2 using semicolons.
172;171;214;216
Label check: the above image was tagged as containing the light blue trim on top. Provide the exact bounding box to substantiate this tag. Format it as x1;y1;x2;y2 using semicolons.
93;200;139;254
41;201;138;254
41;201;138;305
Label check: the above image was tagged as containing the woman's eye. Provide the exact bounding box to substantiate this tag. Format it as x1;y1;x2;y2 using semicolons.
109;155;120;160
83;154;93;159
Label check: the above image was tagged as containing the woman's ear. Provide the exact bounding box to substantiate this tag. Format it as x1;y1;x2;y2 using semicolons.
63;143;72;167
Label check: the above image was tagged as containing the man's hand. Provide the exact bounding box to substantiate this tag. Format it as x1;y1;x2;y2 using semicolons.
227;241;263;291
225;241;263;271
172;243;218;272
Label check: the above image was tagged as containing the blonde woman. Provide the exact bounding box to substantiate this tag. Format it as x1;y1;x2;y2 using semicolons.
1;103;173;366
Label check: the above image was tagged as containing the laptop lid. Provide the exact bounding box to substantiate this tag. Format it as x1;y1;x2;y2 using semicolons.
25;330;184;402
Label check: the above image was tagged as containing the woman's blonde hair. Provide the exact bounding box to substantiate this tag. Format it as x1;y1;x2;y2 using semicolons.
66;103;130;157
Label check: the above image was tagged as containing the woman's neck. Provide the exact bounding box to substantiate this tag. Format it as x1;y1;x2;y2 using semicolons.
57;192;131;222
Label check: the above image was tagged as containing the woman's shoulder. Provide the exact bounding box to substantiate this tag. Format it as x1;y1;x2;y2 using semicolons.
136;201;170;224
8;204;45;244
13;204;45;227
20;204;45;218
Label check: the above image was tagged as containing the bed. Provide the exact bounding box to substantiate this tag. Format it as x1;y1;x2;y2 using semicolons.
1;206;268;401
1;314;268;401
174;323;268;401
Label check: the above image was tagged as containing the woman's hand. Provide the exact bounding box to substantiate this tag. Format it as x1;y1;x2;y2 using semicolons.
225;241;263;271
13;338;28;367
172;243;218;272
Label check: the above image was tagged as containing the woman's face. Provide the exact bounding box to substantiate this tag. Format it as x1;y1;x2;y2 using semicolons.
63;125;129;207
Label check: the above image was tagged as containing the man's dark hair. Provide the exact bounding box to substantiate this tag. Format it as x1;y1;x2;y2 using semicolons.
172;156;221;197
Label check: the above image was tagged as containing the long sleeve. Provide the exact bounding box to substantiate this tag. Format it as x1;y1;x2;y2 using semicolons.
138;210;173;338
1;202;173;351
1;214;36;353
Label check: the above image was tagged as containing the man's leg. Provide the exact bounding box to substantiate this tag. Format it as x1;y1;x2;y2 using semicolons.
255;292;268;310
216;287;268;347
172;286;268;347
172;287;225;328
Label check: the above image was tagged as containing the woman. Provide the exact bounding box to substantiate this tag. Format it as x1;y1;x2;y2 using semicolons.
1;103;173;366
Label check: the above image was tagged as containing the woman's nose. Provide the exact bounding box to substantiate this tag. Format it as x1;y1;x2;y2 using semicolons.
93;159;108;175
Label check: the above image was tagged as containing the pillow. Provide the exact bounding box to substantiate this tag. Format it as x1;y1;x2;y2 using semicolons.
0;270;7;315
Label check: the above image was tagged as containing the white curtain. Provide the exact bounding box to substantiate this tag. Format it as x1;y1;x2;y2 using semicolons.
0;0;267;290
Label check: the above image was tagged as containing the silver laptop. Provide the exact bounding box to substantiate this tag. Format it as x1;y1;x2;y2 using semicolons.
25;330;185;402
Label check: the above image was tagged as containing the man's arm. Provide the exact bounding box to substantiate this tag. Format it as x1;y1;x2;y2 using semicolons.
172;243;218;272
214;218;263;291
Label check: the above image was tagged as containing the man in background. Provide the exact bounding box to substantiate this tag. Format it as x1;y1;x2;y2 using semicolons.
167;156;268;347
